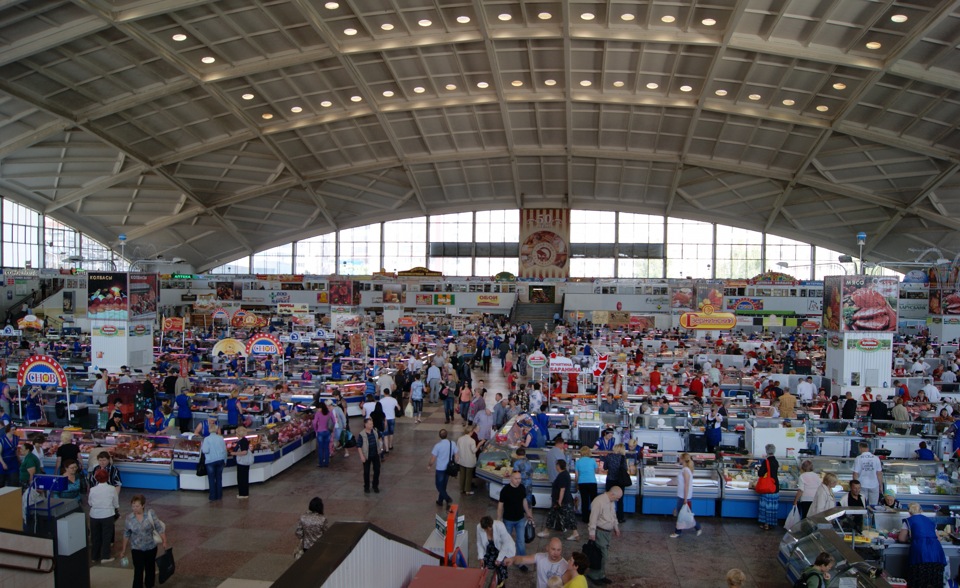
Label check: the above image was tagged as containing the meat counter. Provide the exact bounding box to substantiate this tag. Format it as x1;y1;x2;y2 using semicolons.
719;454;800;519
639;453;721;516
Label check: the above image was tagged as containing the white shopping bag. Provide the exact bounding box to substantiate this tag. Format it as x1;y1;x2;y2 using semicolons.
676;504;697;530
784;505;802;529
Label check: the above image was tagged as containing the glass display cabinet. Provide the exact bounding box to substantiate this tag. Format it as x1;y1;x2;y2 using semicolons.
719;454;800;519
640;452;721;516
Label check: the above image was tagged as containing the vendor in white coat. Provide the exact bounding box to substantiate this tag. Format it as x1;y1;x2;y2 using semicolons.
477;515;516;588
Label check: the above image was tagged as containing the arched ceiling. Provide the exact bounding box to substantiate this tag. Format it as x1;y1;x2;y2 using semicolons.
0;0;958;272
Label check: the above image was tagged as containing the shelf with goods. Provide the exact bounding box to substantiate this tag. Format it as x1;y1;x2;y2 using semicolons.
719;453;800;519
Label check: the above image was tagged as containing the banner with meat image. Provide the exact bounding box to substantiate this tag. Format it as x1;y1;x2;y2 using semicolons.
518;209;570;279
826;276;898;332
928;266;960;315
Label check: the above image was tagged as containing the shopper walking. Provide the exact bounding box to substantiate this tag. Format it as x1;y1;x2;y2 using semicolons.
201;423;227;501
379;390;400;453
312;401;335;468
457;426;478;495
356;417;382;494
575;446;598;524
498;471;535;569
120;494;168;588
670;452;702;538
586;486;622;585
410;374;424;423
852;441;884;506
429;429;457;506
88;469;119;563
477;515;516;588
294;497;327;559
458;381;472;425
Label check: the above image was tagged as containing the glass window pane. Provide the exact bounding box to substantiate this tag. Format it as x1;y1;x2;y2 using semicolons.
296;234;336;275
666;219;713;278
251;244;293;274
339;223;381;275
384;218;427;272
210;257;250;274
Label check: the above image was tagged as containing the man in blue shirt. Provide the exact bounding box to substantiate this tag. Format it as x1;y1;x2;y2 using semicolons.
428;429;457;506
201;424;227;501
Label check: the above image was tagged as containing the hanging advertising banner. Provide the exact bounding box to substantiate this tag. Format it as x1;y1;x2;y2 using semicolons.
434;294;455;306
519;208;570;279
17;314;44;330
62;291;74;314
825;276;898;332
416;294;433;305
329;278;354;305
670;281;695;311
846;338;892;352
162;317;185;332
331;307;360;331
277;303;309;315
679;307;737;330
399;316;418;327
211;307;229;320
215;280;243;301
128;273;159;318
549;355;581;374
194;293;216;310
629;314;656;330
928;266;960;315
608;311;630;327
694;281;724;311
291;313;315;327
129;323;151;337
212;337;248;357
246;333;282;356
316;292;329;304
725;297;764;311
17;355;68;389
92;324;124;337
87;272;129;320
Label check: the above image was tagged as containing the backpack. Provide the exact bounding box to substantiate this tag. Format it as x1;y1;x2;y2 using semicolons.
794;571;823;588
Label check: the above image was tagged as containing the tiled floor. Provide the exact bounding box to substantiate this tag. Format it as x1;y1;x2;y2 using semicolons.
90;363;791;588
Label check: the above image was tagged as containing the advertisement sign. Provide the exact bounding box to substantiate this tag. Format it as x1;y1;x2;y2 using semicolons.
549;355;581;374
519;208;570;278
62;291;74;314
846;338;892;352
92;324;124;337
679;309;737;330
824;275;898;331
527;351;548;369
128;273;159;318
194;293;216;310
212;337;247;357
329;279;360;305
608;311;630;327
477;294;500;306
215;280;243;301
162;317;185;332
434;294;455;306
399;316;418;327
316;291;329;304
277;303;309;315
382;283;403;304
331;308;360;331
416;294;433;306
129;323;151;337
629;315;656;330
246;333;282;356
87;272;129;320
17;355;68;389
928;266;960;315
211;307;229;320
694;281;724;311
17;314;43;330
725;297;764;311
670;281;695;310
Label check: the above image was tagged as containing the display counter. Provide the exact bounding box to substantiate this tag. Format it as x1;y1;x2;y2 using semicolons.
174;413;316;491
808;419;868;457
640;453;720;516
719;454;800;519
881;460;960;508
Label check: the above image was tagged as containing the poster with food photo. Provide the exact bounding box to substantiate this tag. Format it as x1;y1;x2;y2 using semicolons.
518;209;570;278
838;276;898;331
129;273;158;318
87;272;129;320
822;276;842;331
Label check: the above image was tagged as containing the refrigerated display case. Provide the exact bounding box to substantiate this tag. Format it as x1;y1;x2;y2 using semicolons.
719;454;800;519
640;453;721;516
879;460;960;508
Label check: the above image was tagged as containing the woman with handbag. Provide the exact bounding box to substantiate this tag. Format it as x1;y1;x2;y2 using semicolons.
120;494;168;588
294;497;327;559
755;444;780;530
670;453;702;537
600;444;630;523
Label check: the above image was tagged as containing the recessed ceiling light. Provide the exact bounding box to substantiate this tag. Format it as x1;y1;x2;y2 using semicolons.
538;12;552;20
290;106;302;113
201;56;216;64
172;33;187;42
321;100;332;107
748;93;761;100
350;95;362;102
418;19;432;27
457;16;471;24
866;41;881;50
613;80;625;87
816;105;829;112
581;13;595;21
832;82;847;90
241;93;254;100
344;28;357;35
890;14;908;23
646;82;659;89
413;86;425;93
544;79;557;86
498;13;512;21
661;15;676;23
680;85;692;92
324;1;339;9
511;80;523;87
621;14;635;22
782;99;795;106
445;84;457;91
477;81;489;89
580;80;592;87
715;89;727;96
381;23;394;31
261;113;273;120
702;18;717;26
383;90;394;97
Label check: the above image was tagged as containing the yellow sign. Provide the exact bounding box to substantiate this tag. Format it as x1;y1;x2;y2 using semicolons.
679;305;737;330
212;337;248;357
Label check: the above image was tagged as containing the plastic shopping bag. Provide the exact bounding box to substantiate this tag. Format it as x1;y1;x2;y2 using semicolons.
676;504;697;530
784;505;802;530
404;402;414;418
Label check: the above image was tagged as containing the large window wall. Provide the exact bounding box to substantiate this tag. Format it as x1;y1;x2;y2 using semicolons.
201;210;897;280
0;199;118;270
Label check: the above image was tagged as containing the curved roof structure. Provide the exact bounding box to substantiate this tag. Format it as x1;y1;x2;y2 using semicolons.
0;0;958;272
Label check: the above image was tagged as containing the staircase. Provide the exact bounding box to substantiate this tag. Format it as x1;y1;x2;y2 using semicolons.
512;302;563;336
